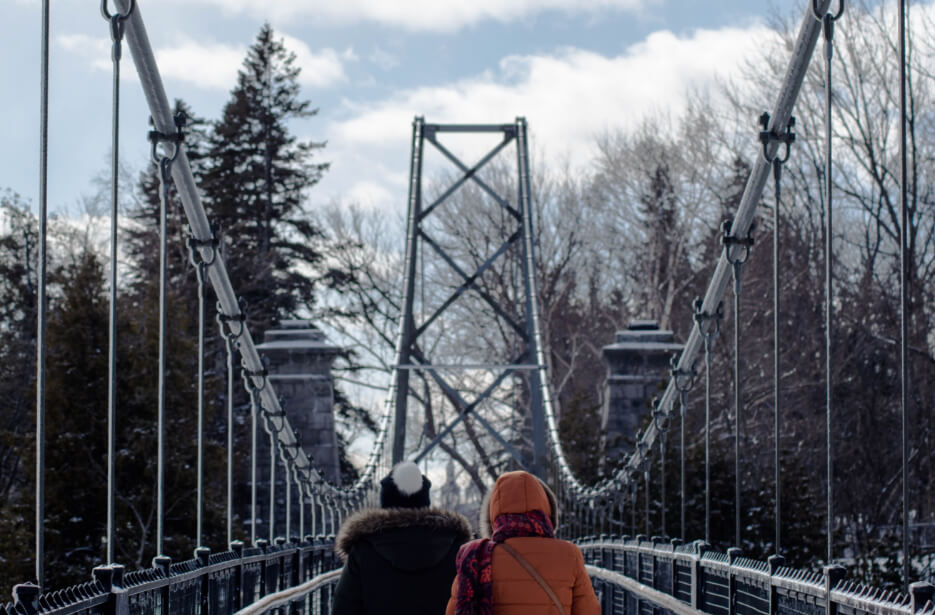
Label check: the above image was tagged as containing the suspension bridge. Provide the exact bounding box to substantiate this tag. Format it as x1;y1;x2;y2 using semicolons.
6;0;935;614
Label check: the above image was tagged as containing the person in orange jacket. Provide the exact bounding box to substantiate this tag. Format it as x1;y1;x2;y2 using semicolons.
446;470;600;615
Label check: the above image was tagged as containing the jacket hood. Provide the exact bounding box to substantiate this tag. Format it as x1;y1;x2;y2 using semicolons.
480;471;558;537
335;507;472;565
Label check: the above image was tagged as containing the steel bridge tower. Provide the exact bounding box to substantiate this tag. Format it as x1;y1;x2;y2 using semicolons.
389;117;549;479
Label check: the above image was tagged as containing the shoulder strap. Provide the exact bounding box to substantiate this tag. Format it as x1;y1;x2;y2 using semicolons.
497;542;568;615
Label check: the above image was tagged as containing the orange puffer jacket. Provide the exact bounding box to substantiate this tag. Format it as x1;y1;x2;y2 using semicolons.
445;471;600;615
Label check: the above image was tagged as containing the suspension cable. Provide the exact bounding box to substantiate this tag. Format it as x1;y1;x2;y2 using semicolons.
759;111;796;555
149;110;184;558
218;304;245;547
101;0;135;565
188;230;217;548
722;219;755;548
36;0;50;589
812;0;844;564
653;400;668;536
898;0;911;591
693;299;723;544
672;357;697;543
243;366;266;545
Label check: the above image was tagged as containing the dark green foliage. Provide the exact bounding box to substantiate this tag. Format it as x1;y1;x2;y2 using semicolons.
201;22;328;330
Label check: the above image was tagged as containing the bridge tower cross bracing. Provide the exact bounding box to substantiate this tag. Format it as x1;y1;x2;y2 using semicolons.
390;117;549;478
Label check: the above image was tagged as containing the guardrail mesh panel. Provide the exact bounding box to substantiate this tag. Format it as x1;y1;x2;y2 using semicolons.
700;567;729;615
639;553;653;586
674;560;692;603
128;588;158;615
654;557;672;594
167;578;200;615
735;577;770;615
777;588;825;615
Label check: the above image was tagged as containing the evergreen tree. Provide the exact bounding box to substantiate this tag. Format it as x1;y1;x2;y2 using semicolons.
201;23;328;330
0;194;39;588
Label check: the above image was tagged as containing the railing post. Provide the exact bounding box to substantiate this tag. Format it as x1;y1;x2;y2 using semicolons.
692;540;708;611
231;540;244;612
727;547;742;615
256;538;269;596
767;555;785;615
910;583;934;614
153;555;172;614
12;582;40;615
671;539;682;596
823;565;845;615
93;564;128;615
195;546;211;615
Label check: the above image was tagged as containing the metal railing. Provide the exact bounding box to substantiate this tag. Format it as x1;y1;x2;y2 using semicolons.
4;540;340;615
579;536;935;615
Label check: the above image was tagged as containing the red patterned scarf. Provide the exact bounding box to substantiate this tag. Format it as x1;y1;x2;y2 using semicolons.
454;509;555;615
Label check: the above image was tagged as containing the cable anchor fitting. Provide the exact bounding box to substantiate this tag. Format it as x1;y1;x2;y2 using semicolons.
721;218;756;267
693;297;724;341
149;112;187;165
242;367;269;394
217;298;247;342
187;226;219;271
758;112;796;165
101;0;135;62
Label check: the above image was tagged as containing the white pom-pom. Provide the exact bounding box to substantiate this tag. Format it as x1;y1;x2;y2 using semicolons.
392;461;423;495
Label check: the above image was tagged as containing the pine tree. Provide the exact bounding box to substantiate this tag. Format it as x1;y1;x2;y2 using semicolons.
201;23;328;329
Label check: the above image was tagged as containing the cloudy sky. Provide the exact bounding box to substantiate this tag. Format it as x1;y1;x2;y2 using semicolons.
2;0;785;217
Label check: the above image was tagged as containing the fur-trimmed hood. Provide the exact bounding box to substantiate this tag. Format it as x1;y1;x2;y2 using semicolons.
335;507;472;563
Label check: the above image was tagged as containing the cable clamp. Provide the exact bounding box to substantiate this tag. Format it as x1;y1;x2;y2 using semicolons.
693;297;724;338
149;111;187;164
101;0;135;60
721;218;755;266
811;0;845;23
670;354;699;393
758;112;796;165
187;227;219;269
217;298;247;341
242;367;268;394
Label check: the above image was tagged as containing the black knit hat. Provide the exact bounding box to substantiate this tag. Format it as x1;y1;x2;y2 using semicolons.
380;461;431;509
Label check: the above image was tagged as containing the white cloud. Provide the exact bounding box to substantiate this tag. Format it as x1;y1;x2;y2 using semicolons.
56;34;111;72
167;0;656;32
279;34;351;88
57;32;350;92
319;23;769;210
155;41;245;90
334;25;768;156
368;47;400;71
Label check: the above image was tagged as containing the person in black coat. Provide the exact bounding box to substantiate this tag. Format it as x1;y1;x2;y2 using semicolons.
331;461;473;615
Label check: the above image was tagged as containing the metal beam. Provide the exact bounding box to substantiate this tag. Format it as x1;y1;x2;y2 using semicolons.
426;133;521;219
391;118;425;464
420;135;515;220
419;229;528;339
411;349;527;463
413;229;523;340
426;123;517;133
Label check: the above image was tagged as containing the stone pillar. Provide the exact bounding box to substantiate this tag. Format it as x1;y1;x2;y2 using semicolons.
601;320;683;460
255;320;341;539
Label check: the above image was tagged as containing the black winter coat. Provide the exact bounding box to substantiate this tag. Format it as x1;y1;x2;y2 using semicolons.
331;507;472;615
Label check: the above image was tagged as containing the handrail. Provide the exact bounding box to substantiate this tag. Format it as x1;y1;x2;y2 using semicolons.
233;569;342;615
577;537;935;615
585;565;702;615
